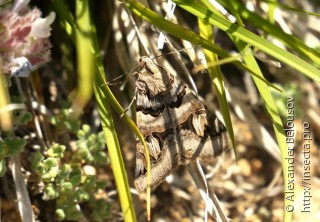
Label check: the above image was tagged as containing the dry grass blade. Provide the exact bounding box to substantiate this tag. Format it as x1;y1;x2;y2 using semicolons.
187;161;229;222
11;156;35;222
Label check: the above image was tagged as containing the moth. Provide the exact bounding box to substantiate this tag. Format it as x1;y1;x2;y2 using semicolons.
134;56;231;192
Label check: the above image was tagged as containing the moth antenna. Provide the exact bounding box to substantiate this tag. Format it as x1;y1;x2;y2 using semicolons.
102;67;140;87
152;45;200;60
105;73;128;85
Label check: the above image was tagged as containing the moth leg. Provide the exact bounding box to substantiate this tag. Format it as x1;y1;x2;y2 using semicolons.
120;87;137;118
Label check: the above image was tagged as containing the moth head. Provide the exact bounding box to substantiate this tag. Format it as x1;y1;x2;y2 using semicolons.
138;56;149;67
137;57;174;97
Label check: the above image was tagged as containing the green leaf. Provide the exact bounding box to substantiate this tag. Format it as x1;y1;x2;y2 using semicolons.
69;169;82;186
60;182;73;193
55;209;65;221
0;136;26;158
45;183;59;199
47;144;66;158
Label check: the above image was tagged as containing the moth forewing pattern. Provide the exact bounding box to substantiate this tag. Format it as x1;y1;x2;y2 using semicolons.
134;56;231;192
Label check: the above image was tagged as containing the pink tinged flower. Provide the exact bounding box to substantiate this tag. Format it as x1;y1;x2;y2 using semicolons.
12;26;31;42
0;6;55;77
